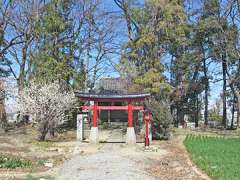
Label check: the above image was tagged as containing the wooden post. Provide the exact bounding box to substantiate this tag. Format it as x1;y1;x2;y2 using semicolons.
126;100;136;144
89;101;99;143
145;118;149;146
93;101;98;127
128;101;133;127
144;112;150;147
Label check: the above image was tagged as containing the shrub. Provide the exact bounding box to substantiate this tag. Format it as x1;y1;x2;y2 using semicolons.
0;154;32;168
101;122;109;129
209;110;222;122
145;98;173;140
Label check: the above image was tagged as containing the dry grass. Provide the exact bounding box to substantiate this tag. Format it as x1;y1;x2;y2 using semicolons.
0;125;77;179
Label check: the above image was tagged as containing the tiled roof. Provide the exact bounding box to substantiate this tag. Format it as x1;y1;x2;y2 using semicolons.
95;77;130;94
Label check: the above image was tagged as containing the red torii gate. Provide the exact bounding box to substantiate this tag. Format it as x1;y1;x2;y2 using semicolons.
75;92;151;144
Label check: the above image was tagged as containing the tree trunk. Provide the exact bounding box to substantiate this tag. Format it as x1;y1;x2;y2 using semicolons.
18;74;24;95
91;54;100;90
222;54;227;128
0;81;7;132
18;42;28;94
231;96;235;129
176;103;180;127
38;130;48;141
235;92;240;128
176;102;184;127
49;128;55;138
38;120;49;141
0;101;7;132
203;57;208;126
237;108;240;128
195;95;199;128
228;81;240;128
114;0;133;41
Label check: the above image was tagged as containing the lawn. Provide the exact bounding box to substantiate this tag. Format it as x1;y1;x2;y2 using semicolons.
184;135;240;180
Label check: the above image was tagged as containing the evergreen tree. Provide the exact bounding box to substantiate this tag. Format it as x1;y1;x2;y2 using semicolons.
32;0;75;83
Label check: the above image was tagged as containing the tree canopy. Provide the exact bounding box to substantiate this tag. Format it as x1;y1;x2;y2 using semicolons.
1;0;240;129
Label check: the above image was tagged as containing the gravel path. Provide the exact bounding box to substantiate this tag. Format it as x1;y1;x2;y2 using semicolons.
57;151;154;180
56;129;155;180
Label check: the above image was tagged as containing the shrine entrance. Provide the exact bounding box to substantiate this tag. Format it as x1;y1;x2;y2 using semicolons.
75;92;151;144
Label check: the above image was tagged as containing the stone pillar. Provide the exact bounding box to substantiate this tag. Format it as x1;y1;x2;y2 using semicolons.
77;114;84;141
148;122;152;143
126;101;136;144
89;127;98;143
89;101;98;143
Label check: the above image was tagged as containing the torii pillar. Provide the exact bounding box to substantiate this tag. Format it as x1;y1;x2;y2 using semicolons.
126;100;136;144
89;101;99;143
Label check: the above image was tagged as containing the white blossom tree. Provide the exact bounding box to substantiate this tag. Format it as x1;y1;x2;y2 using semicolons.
18;81;76;140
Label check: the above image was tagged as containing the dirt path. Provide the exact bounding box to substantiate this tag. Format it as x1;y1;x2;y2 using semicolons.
57;129;154;180
148;136;210;180
56;129;210;180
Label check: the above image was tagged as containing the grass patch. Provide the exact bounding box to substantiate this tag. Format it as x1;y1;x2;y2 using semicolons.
24;174;54;180
184;135;240;180
37;159;47;166
0;154;32;169
31;140;53;148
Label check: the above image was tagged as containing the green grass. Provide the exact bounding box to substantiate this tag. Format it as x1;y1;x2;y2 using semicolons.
0;154;32;169
37;159;47;166
24;174;55;180
184;135;240;180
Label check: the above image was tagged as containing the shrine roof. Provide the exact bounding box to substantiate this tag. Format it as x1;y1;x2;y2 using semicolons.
74;92;151;101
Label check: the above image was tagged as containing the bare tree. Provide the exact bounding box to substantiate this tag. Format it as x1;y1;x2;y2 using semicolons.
0;0;24;58
88;10;121;89
73;1;121;90
5;0;42;93
114;0;135;41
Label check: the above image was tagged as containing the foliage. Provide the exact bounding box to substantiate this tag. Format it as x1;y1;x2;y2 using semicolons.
0;154;32;169
37;159;47;166
146;98;173;128
118;0;240;128
32;0;75;83
119;0;186;96
119;0;191;127
1;0;240;130
208;110;222;122
18;80;76;140
100;122;109;129
184;135;240;180
145;98;173;139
